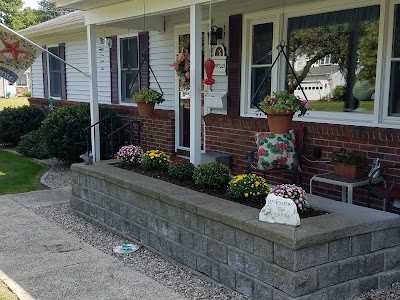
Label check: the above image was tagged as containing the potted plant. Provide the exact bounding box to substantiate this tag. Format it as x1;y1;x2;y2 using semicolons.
332;148;367;179
258;91;308;134
132;88;165;117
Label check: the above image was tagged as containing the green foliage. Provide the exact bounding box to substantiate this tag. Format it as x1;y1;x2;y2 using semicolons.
16;129;51;159
40;104;120;164
0;0;22;28
320;85;347;102
228;174;270;203
168;158;194;180
332;148;367;166
22;91;32;97
132;88;165;104
0;105;44;146
357;21;379;87
139;150;170;171
258;91;308;116
193;162;231;189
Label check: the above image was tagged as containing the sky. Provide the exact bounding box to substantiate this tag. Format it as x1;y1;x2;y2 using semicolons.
23;0;39;9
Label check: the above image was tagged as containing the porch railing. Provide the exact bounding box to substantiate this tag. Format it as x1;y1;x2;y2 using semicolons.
108;119;143;158
83;117;113;160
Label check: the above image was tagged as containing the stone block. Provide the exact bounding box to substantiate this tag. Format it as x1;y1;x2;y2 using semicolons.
95;207;105;222
102;195;112;211
129;222;140;239
317;262;339;289
236;272;254;298
274;243;328;271
157;219;180;242
196;256;212;277
359;275;379;294
86;175;94;189
254;236;273;262
172;244;197;269
159;236;173;257
384;246;400;270
236;229;254;253
207;238;228;263
128;205;148;227
93;177;102;191
119;202;130;219
72;172;79;184
218;264;236;290
147;216;158;232
179;227;194;249
92;190;103;207
193;233;207;255
110;198;120;214
245;253;264;280
327;281;350;300
140;227;150;245
228;246;245;272
112;215;122;231
121;219;130;235
104;211;113;226
359;252;385;277
89;204;96;218
205;219;235;245
273;289;328;300
338;257;359;282
253;279;273;300
371;227;400;251
380;269;400;288
149;232;161;252
351;233;371;256
78;174;87;187
173;208;192;228
329;237;350;262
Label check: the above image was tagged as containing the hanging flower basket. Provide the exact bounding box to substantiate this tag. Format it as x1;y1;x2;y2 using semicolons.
137;102;155;117
267;109;294;134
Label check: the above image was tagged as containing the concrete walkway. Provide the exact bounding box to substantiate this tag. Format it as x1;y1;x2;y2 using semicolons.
0;188;186;300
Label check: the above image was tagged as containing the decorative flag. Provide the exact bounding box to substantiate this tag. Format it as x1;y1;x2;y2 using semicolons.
0;24;43;84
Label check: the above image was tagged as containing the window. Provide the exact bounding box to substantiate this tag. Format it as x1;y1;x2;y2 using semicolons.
48;46;61;98
389;4;400;116
16;74;28;86
249;22;274;108
120;36;139;103
287;6;380;113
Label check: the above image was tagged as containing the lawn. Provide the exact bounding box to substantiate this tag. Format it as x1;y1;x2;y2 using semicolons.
308;100;375;112
0;97;29;111
0;149;47;195
0;280;18;300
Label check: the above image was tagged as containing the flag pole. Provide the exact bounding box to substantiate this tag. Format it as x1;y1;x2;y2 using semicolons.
0;23;90;78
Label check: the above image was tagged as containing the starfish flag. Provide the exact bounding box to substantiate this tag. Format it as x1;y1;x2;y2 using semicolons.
0;24;42;84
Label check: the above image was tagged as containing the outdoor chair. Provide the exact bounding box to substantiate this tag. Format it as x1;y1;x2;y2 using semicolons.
246;124;305;187
367;167;400;211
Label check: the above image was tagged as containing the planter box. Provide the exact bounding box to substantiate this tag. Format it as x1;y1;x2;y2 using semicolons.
333;162;365;179
71;161;400;300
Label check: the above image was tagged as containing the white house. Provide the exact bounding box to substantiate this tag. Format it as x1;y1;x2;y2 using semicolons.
0;69;30;98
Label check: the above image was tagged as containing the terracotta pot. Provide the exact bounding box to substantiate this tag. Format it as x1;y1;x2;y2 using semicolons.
137;102;155;117
266;110;294;134
333;163;364;179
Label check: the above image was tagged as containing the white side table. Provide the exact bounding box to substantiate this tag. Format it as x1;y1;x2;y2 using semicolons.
309;173;385;204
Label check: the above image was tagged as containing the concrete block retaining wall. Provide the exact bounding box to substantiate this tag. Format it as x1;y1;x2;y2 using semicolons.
71;161;400;300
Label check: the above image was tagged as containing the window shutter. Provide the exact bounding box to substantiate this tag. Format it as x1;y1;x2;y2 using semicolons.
110;36;119;104
42;46;49;98
59;43;67;100
227;14;243;116
138;31;149;89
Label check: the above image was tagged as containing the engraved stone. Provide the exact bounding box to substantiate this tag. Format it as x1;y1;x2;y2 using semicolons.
259;194;300;226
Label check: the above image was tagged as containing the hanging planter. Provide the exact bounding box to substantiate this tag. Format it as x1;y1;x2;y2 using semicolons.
266;110;294;134
132;88;165;118
137;102;155;117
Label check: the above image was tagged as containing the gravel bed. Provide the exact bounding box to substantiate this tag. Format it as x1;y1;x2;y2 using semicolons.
38;161;400;300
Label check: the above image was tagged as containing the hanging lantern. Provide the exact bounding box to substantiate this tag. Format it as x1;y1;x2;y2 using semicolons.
203;59;215;85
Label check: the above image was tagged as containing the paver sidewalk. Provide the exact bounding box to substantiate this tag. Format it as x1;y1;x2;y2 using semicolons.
0;188;186;300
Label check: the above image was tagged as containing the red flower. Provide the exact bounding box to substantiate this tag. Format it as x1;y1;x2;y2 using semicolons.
276;143;288;151
258;132;270;139
276;157;288;164
258;148;267;156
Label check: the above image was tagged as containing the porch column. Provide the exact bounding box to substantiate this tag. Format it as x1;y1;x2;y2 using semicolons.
189;4;202;165
87;24;100;161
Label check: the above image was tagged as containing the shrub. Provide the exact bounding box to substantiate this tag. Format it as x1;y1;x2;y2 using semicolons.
40;104;121;164
193;162;231;189
330;85;346;102
140;150;170;171
271;184;309;212
168;158;194;180
0;105;45;146
228;174;270;203
116;145;143;165
16;129;51;159
22;91;32;97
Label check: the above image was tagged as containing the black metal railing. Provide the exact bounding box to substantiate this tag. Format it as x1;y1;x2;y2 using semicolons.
83;117;113;160
108;119;142;158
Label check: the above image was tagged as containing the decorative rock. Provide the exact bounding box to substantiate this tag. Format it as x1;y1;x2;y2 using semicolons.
259;194;300;226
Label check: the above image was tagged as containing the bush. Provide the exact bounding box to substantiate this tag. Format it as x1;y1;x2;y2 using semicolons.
16;129;51;159
22;91;32;97
168;158;194;180
116;145;143;165
330;85;346;102
193;162;231;189
40;104;121;164
228;174;270;203
0;105;45;146
140;149;170;171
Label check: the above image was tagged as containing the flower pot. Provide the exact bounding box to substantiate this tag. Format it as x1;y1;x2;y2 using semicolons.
333;163;364;179
137;102;155;117
266;110;294;134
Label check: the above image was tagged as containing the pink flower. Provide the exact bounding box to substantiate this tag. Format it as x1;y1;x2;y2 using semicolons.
276;143;288;151
258;133;270;139
258;148;267;156
276;157;288;164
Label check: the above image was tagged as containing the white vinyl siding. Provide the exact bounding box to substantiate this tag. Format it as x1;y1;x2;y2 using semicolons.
65;40;111;103
31;55;44;98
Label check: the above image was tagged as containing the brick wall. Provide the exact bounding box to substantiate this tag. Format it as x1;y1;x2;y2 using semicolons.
204;114;400;211
28;98;175;156
16;87;28;95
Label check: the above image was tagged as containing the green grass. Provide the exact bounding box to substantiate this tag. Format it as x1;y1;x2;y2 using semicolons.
0;280;18;300
0;97;29;111
308;100;375;112
0;149;46;195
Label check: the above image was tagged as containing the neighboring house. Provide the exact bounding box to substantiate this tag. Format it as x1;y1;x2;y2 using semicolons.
0;69;30;97
22;0;400;209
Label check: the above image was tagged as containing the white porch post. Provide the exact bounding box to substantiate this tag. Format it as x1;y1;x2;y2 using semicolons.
189;4;202;165
87;24;100;161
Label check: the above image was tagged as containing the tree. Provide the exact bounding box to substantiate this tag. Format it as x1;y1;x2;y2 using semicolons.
37;0;73;23
9;8;39;31
0;0;23;28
